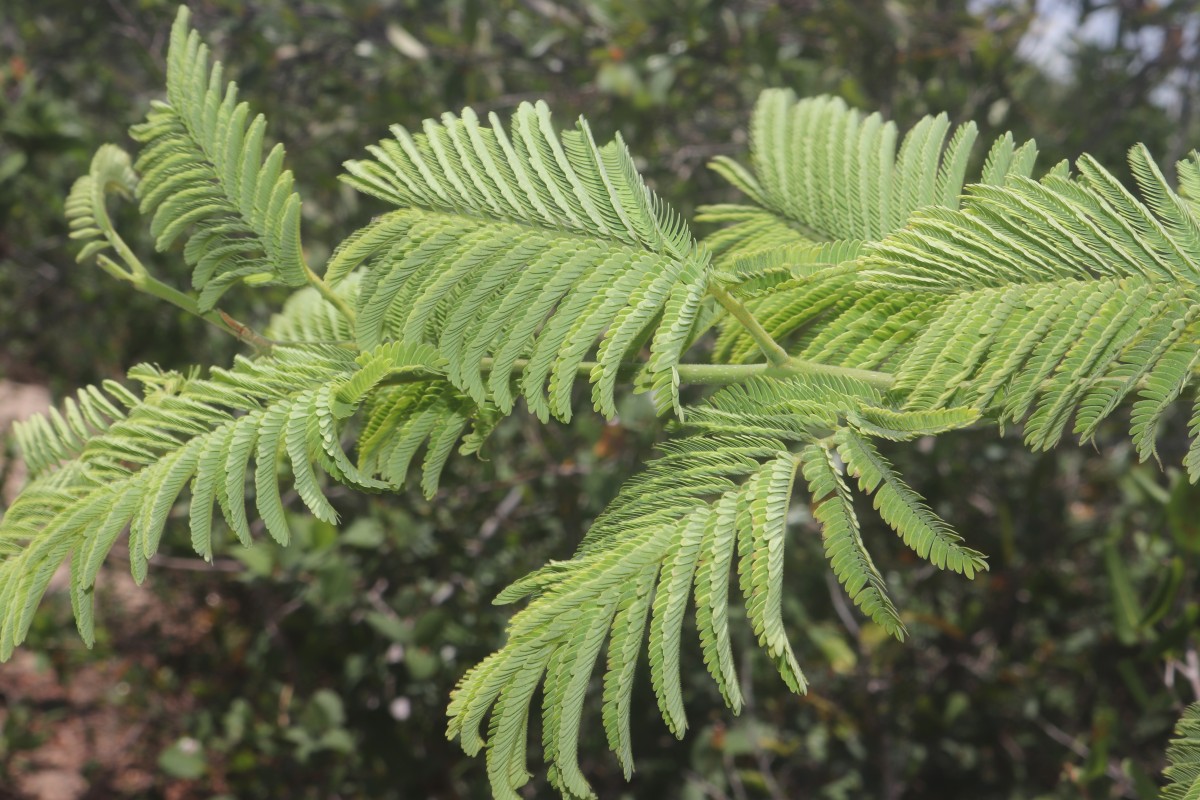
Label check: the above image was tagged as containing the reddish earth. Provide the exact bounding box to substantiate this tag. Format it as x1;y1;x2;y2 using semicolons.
0;381;212;799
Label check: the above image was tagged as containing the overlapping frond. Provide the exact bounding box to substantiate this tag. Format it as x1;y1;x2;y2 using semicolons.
19;21;1200;795
336;103;711;420
127;7;309;310
833;427;985;574
447;376;984;798
699;91;1042;362
861;147;1200;468
800;441;904;636
0;341;488;660
712;239;866;297
698;89;1038;264
1;347;346;656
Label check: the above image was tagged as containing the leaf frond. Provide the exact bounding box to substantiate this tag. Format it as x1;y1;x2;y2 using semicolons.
447;375;982;795
0;341;487;659
700;90;1037;265
64;145;139;267
339;104;711;420
127;7;308;309
859;146;1200;462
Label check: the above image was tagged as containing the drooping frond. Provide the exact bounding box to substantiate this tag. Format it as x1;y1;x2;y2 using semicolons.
1163;703;1200;800
833;427;986;575
127;7;309;309
860;147;1200;467
0;341;488;660
1;347;348;657
698;90;1039;264
336;102;711;420
446;375;984;798
799;441;904;637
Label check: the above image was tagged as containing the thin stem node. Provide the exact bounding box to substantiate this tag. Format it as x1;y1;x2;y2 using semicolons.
709;282;791;367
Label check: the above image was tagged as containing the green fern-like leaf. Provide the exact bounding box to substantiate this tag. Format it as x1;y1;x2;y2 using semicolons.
0;341;489;659
698;90;1038;263
64;144;140;267
700;91;1041;365
16;21;1200;795
446;375;982;797
800;442;905;637
862;147;1200;463
11;381;140;481
336;103;711;421
835;428;987;576
128;6;309;309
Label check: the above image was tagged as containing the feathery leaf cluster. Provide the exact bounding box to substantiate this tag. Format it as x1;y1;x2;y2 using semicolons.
4;8;1200;797
128;7;309;309
701;91;1038;364
699;89;1037;262
446;375;984;798
337;102;710;419
863;146;1200;468
0;341;489;660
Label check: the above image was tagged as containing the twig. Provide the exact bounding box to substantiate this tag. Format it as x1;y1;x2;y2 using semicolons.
684;771;730;800
825;571;862;639
709;283;791;367
468;485;525;556
737;648;788;800
1035;717;1136;796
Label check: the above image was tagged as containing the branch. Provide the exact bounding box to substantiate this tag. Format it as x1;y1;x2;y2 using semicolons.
709;282;791;367
375;357;894;390
707;282;894;389
305;263;358;332
89;176;273;352
95;255;273;351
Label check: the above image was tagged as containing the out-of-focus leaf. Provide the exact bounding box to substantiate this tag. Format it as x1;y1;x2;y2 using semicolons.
158;738;207;779
1105;540;1143;646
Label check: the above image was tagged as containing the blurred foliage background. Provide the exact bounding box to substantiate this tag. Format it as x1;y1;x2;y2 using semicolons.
2;0;1200;798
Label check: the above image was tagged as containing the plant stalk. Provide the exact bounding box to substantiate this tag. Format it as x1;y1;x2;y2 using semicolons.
709;282;791;367
90;178;275;350
375;357;894;390
305;264;358;330
96;255;274;351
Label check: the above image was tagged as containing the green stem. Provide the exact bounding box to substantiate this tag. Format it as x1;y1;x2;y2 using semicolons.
91;181;273;351
708;282;894;389
709;282;791;367
783;358;895;390
97;255;274;351
375;357;894;390
305;264;358;331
